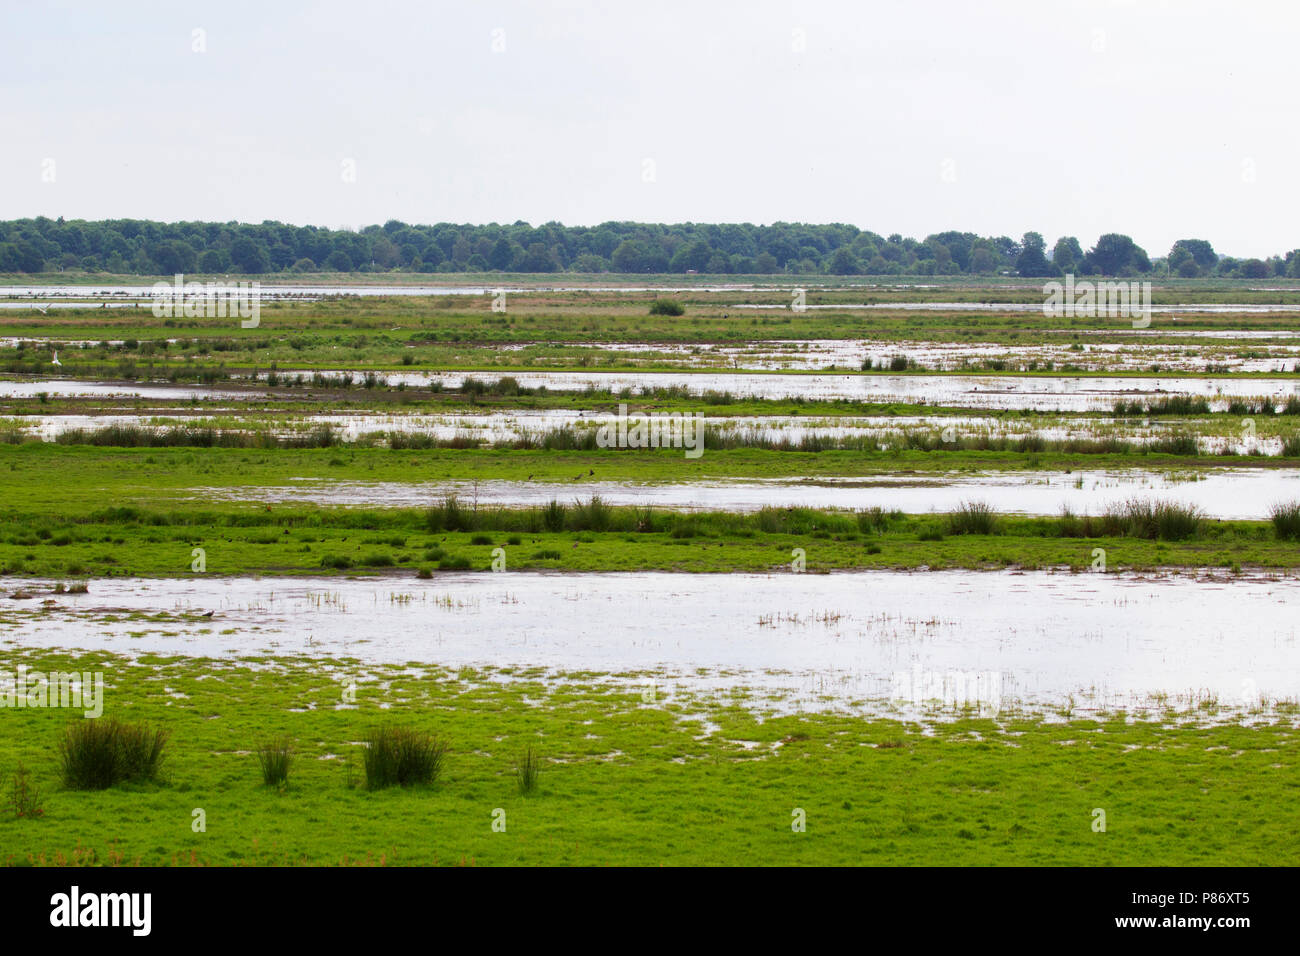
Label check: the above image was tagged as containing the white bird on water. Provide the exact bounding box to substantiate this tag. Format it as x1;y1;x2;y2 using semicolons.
51;351;61;367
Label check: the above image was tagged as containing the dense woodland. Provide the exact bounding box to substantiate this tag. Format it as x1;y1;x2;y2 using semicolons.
0;218;1293;279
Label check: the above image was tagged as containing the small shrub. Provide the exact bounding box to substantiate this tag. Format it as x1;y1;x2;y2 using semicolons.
648;298;684;316
438;554;472;571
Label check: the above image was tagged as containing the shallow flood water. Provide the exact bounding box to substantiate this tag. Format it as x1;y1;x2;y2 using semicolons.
252;369;1298;410
3;570;1296;716
1;409;1211;448
189;467;1300;519
2;371;1294;411
0;379;261;400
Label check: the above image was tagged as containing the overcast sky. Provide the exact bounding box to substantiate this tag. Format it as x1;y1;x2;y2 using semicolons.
2;0;1295;258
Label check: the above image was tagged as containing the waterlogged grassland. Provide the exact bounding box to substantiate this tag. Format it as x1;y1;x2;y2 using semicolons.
1;281;1295;869
0;650;1295;866
2;442;1296;505
6;270;1300;300
6;287;1300;379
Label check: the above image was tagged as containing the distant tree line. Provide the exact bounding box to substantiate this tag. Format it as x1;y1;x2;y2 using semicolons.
1;218;1295;279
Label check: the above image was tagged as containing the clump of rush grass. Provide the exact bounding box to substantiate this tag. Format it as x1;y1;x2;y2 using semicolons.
60;719;169;790
946;499;998;535
1270;500;1300;540
256;737;293;788
515;745;542;795
361;725;448;789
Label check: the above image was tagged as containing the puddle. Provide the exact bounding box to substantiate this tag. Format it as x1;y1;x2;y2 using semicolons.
187;467;1300;519
3;570;1296;717
0;379;263;400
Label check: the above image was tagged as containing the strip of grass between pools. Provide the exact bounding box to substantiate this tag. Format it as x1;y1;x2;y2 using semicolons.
0;649;1295;866
0;502;1296;577
2;443;1298;507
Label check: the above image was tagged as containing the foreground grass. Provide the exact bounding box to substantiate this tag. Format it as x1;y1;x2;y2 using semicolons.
0;650;1295;866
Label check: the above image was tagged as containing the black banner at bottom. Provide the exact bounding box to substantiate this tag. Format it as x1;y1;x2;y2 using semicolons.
0;865;1284;942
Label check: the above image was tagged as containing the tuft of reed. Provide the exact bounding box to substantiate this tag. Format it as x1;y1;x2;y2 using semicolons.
515;745;542;794
946;499;998;535
1270;500;1300;540
256;737;293;787
1100;498;1203;540
60;719;169;790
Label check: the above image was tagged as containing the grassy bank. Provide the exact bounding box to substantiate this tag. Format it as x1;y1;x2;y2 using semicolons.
0;497;1296;577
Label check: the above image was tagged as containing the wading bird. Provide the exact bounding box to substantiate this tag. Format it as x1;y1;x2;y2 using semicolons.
51;351;61;367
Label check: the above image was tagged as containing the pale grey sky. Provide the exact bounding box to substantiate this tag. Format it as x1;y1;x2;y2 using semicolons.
2;0;1296;258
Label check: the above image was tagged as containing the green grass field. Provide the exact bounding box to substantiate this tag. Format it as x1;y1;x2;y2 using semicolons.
2;650;1294;866
2;284;1297;868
